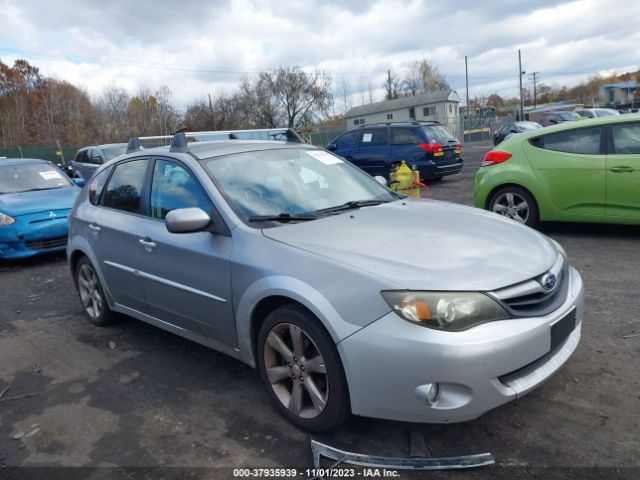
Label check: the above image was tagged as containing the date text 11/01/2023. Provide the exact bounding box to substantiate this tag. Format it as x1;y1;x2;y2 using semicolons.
233;468;401;477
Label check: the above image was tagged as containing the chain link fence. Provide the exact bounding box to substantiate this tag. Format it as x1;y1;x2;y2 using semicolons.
0;146;80;163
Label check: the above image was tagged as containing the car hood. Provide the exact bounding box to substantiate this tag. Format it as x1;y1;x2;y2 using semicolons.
0;187;80;217
262;198;558;291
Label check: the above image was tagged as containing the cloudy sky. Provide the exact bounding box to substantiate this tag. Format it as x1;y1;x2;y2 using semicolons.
1;0;639;111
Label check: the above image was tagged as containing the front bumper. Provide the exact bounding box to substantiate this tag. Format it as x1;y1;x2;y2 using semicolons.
0;209;70;259
338;266;584;423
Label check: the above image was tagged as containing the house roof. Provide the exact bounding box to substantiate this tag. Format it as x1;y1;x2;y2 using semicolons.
600;81;637;90
345;89;458;118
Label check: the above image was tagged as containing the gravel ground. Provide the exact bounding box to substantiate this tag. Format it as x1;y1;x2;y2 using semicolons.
0;142;638;479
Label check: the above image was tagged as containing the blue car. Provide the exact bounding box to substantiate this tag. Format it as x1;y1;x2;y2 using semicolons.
0;158;84;260
326;122;463;181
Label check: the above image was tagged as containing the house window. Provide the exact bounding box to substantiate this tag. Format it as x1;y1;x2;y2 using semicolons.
409;107;415;119
354;118;366;126
422;106;435;117
448;104;453;113
386;113;393;120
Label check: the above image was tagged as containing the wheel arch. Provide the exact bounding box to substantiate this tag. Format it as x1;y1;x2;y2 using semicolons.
234;276;363;368
485;182;540;213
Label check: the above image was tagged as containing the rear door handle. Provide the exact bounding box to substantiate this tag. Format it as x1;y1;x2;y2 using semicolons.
609;166;634;173
88;224;101;232
139;238;157;251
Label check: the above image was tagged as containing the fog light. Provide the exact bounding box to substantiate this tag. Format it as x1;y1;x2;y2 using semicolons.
426;382;439;404
415;382;440;406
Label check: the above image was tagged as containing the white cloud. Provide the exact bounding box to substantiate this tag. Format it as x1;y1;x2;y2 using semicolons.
0;0;638;109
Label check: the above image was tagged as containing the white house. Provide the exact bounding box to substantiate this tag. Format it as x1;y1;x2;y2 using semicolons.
344;89;460;133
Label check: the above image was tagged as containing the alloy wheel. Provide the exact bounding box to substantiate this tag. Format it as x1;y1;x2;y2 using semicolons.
263;322;329;419
492;192;530;224
77;264;102;320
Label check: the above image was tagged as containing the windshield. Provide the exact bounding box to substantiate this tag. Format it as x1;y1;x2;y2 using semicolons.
594;109;619;117
0;163;73;194
102;145;127;160
200;147;397;224
519;122;542;130
557;112;579;121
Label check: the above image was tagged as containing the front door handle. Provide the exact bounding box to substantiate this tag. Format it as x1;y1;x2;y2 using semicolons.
139;238;157;251
609;166;634;173
88;223;101;232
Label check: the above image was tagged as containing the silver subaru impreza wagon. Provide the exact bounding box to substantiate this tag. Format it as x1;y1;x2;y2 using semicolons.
67;129;584;431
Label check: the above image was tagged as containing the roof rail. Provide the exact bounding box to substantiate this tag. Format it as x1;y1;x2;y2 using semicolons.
357;120;441;128
125;128;304;153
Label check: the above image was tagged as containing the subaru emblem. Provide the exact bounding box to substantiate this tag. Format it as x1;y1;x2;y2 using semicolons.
540;272;557;291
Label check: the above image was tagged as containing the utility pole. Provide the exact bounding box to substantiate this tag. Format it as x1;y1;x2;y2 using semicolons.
518;50;525;121
387;69;392;100
465;55;469;142
529;71;540;110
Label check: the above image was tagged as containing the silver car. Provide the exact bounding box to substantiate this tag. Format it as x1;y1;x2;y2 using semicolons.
67;131;584;431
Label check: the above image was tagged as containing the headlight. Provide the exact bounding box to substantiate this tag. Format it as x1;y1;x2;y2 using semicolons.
0;212;15;226
549;238;567;258
381;291;510;332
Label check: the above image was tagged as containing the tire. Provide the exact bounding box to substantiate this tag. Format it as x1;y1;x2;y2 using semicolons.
256;304;350;431
488;185;539;228
75;257;118;326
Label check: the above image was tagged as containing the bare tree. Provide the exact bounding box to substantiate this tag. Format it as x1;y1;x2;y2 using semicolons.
402;58;449;95
261;67;333;128
338;76;352;113
96;86;130;142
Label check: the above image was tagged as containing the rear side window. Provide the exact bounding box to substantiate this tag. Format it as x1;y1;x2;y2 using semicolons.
334;131;357;149
541;127;602;155
359;128;387;147
103;159;147;213
390;128;419;145
88;168;111;205
422;125;455;144
612;123;640;154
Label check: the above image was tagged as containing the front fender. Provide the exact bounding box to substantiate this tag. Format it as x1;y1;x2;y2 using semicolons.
234;275;368;367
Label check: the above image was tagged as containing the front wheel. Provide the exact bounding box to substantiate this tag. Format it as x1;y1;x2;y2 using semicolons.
256;304;350;431
488;186;539;227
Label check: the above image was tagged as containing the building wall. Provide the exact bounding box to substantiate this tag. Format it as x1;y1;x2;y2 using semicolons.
346;101;459;133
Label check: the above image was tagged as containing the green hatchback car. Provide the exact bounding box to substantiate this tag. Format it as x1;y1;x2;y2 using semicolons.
474;115;640;227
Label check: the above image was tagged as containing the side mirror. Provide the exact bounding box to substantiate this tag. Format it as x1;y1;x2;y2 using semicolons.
73;178;86;187
374;175;388;186
325;144;337;151
549;119;558;124
165;207;211;234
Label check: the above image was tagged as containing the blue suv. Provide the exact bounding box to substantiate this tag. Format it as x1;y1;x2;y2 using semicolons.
326;122;463;181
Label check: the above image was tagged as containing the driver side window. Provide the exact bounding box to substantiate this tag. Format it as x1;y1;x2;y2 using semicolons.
150;159;210;220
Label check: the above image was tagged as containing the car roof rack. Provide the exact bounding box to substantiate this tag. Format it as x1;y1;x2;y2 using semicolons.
125;128;304;153
357;120;440;128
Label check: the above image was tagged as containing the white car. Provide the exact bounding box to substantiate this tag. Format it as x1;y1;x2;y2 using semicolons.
574;108;620;118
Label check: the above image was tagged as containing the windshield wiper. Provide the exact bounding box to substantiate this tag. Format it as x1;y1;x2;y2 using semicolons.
248;213;318;223
316;199;391;215
28;187;64;191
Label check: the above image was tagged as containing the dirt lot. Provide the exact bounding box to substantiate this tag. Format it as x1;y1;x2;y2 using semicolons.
0;142;639;479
